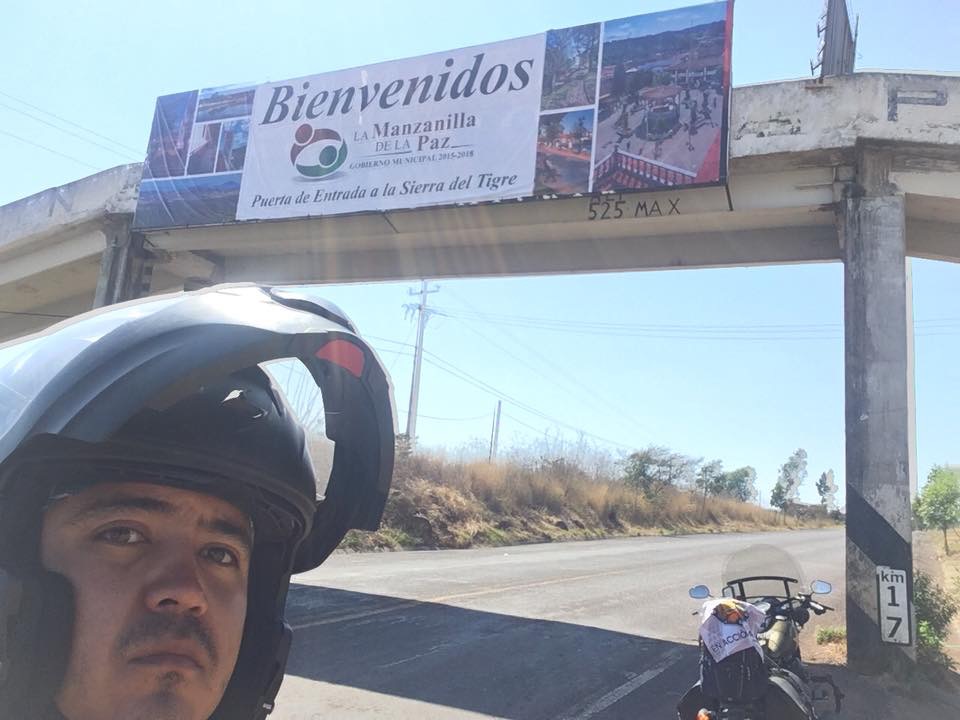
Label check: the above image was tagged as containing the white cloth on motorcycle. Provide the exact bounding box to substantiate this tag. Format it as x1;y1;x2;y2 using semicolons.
698;598;765;663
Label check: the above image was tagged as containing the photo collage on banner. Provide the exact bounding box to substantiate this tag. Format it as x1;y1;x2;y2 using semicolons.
534;23;601;196
136;85;254;228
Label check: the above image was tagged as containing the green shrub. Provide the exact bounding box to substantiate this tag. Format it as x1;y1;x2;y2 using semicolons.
816;626;846;645
914;570;958;670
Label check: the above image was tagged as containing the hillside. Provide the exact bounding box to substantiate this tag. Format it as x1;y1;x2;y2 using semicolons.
340;451;834;551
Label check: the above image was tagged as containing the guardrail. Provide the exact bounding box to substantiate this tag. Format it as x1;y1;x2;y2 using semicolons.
594;149;697;189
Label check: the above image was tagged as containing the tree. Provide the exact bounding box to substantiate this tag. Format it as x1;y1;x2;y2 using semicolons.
572;116;588;152
915;466;960;554
612;63;627;96
770;481;788;511
568;24;599;72
696;459;724;514
718;466;758;503
816;469;838;511
622;445;698;497
539;117;564;145
542;39;567;93
696;459;724;493
772;448;808;510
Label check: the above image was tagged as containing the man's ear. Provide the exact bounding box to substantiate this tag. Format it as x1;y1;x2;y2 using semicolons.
0;568;74;716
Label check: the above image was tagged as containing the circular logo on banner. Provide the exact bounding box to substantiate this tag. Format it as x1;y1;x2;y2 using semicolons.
290;124;348;178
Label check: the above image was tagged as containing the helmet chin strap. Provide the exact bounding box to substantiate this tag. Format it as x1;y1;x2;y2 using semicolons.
210;620;292;720
0;568;74;717
211;544;296;720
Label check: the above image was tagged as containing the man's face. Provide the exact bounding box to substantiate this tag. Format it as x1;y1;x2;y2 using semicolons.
40;481;253;720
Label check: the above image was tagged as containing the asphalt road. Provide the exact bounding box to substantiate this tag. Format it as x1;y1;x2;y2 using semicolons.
274;529;844;720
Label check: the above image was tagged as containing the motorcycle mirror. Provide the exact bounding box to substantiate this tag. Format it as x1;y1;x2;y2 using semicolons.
811;579;832;595
689;585;711;600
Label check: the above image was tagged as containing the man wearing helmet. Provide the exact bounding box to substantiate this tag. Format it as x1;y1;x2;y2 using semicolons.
39;480;253;720
0;285;396;719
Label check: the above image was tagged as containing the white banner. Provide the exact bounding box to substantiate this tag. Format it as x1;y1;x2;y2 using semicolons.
134;3;732;230
236;35;545;219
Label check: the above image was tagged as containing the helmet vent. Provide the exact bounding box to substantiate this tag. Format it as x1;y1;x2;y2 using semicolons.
221;389;267;419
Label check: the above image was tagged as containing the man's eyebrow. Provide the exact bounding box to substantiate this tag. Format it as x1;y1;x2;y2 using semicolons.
66;495;176;525
200;517;254;552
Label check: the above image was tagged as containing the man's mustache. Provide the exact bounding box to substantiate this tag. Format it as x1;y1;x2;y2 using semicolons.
118;614;218;666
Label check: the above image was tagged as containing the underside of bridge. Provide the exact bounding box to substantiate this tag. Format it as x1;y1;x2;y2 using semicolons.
1;71;958;674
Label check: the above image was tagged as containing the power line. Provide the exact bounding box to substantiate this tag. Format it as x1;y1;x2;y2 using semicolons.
0;309;71;319
431;305;844;331
431;308;843;340
442;290;656;436
430;306;960;341
0;101;141;162
366;322;957;449
0;129;103;171
0;90;144;156
502;411;553;436
397;410;493;422
434;305;960;331
386;322;416;374
369;335;635;450
420;352;635;451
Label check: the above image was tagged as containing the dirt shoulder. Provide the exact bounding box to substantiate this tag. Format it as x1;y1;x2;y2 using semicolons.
805;660;960;718
796;531;960;718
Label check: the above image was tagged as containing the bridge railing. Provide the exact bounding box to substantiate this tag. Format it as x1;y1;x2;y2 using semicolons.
594;149;697;189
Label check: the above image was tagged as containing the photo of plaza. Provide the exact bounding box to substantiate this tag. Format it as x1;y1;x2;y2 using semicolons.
535;109;594;195
593;2;729;191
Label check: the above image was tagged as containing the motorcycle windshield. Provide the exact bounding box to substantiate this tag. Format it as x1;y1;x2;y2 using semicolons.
721;543;806;599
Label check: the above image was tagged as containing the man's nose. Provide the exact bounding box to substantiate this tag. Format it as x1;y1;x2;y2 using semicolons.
144;546;209;616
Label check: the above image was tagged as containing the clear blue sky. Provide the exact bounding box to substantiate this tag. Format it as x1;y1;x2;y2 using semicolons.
2;0;958;506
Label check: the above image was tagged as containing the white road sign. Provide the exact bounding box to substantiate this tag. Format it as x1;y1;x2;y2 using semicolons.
876;565;912;645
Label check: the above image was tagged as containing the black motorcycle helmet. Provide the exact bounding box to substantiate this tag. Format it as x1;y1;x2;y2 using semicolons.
0;284;396;718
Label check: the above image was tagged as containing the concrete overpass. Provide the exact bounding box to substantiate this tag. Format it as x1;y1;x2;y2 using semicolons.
1;70;959;674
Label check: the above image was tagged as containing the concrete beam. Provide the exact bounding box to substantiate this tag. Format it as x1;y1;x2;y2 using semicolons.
0;164;139;257
905;219;960;263
222;224;842;285
0;225;106;287
733;73;960;158
0;290;95;343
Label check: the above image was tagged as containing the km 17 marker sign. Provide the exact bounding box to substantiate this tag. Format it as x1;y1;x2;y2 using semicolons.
876;565;912;646
134;1;733;230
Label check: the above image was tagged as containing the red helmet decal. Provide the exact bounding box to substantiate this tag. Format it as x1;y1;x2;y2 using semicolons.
315;340;365;378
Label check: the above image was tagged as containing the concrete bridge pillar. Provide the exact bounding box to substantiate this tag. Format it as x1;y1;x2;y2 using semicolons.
93;217;152;308
842;146;916;673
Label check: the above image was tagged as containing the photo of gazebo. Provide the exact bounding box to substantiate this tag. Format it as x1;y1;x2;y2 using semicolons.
593;2;729;191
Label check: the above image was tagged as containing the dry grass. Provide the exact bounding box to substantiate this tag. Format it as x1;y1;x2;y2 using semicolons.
339;451;833;552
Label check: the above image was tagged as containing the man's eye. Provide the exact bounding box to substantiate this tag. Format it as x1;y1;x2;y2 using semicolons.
95;527;146;545
202;546;239;567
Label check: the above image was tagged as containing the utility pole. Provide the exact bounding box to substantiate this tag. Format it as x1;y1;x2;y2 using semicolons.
404;280;438;444
488;400;502;462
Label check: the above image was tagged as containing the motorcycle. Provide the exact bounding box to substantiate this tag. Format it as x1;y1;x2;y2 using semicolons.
676;545;843;720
